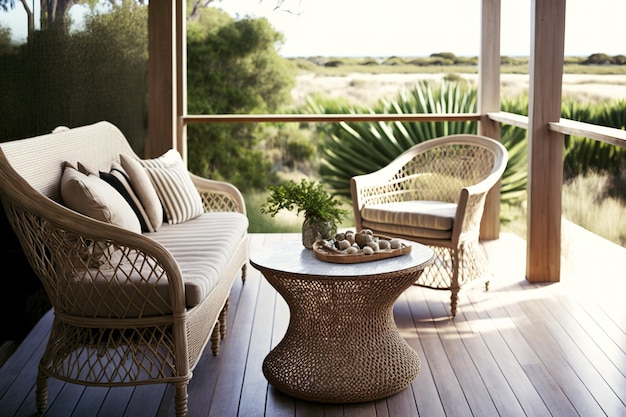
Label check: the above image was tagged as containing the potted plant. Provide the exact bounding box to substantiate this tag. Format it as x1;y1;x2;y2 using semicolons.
261;178;349;249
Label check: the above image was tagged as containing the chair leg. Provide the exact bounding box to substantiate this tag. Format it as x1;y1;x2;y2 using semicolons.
450;248;460;318
36;367;48;414
450;287;460;318
174;382;188;417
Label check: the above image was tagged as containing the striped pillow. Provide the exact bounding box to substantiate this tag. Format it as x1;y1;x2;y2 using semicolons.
139;149;204;224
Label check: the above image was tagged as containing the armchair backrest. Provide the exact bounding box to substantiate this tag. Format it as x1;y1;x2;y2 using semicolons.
391;134;506;203
354;134;507;206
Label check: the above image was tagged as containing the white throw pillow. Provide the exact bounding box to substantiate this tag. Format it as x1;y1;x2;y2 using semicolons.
61;166;142;233
119;153;164;230
138;149;204;224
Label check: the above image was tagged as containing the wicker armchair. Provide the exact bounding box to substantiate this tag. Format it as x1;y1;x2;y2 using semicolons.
351;134;508;317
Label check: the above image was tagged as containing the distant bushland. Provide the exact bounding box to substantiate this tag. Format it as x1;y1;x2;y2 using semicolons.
288;52;626;76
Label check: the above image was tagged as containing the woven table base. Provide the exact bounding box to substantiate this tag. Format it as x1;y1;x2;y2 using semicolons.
258;267;425;403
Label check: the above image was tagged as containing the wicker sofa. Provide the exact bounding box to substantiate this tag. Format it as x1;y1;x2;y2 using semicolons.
0;121;249;417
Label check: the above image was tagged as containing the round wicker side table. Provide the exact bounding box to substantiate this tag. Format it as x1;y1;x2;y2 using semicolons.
250;239;434;403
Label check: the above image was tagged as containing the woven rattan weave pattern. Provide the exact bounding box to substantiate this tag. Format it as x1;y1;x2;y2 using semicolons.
351;134;508;317
250;240;433;403
0;122;249;417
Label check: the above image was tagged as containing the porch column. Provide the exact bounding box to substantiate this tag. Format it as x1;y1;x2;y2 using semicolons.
146;0;177;159
175;0;187;162
478;0;502;240
526;0;566;282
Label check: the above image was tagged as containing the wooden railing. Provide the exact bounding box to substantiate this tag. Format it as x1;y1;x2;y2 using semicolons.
182;113;482;124
181;111;625;244
487;111;626;149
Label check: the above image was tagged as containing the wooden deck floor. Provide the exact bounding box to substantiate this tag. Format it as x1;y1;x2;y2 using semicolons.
1;231;624;417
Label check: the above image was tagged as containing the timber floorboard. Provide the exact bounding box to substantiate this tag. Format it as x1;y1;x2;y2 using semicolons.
0;231;624;417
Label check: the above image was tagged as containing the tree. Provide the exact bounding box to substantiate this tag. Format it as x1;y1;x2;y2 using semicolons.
186;7;296;191
0;0;145;39
0;25;12;53
0;2;148;143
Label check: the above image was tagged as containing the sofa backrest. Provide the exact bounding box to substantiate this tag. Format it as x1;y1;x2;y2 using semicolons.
0;121;136;202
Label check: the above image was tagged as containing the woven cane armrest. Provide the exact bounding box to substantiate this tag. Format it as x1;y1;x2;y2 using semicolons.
1;192;187;318
190;173;246;214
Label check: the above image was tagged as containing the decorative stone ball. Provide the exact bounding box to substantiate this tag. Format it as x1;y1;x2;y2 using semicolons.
367;241;380;252
362;246;374;255
338;240;352;250
355;232;372;248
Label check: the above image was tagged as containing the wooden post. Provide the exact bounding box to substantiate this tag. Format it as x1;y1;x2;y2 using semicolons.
526;0;566;282
146;0;177;159
478;0;502;240
175;0;188;163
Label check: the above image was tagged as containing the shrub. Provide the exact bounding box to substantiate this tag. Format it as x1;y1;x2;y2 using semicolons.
583;53;614;65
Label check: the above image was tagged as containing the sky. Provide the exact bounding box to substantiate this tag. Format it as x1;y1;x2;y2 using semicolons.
2;0;625;57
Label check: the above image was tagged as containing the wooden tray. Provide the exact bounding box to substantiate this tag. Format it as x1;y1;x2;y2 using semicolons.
312;235;412;264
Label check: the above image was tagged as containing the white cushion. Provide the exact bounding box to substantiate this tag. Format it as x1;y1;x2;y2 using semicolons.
119;153;164;230
138;149;204;225
362;200;456;231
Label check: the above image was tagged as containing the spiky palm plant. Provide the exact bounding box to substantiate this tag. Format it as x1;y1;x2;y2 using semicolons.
562;98;626;177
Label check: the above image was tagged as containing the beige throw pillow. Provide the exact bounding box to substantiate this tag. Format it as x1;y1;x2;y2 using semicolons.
61;166;142;233
119;153;164;230
139;149;204;225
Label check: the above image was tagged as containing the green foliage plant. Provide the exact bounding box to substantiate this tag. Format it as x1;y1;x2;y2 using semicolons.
0;2;148;147
260;178;349;225
561;97;626;178
313;80;530;212
186;8;296;191
316;80;479;197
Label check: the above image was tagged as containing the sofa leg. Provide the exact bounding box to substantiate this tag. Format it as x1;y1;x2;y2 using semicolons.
219;299;229;340
36;367;48;414
174;383;188;417
211;323;221;356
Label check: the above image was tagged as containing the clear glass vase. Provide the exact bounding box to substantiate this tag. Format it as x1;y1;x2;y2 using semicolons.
301;217;336;249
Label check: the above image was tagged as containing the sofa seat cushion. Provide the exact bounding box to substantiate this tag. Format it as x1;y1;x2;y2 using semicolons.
67;211;248;318
149;211;248;307
361;201;456;240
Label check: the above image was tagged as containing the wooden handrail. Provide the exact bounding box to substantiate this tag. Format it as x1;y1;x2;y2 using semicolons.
487;111;626;149
184;112;626;150
487;111;529;129
182;113;481;124
549;119;626;148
